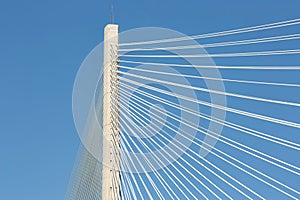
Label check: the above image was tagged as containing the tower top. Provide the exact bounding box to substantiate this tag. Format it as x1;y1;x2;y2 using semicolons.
104;24;119;30
104;24;119;39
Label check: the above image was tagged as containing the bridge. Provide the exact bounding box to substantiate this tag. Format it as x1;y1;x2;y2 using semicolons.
66;19;300;199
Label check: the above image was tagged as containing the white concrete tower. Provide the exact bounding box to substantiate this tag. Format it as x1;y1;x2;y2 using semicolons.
101;24;121;200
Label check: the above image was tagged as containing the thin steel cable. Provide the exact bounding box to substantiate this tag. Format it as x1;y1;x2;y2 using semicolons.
119;85;300;198
119;60;300;70
110;110;181;200
119;34;300;51
111;108;166;200
119;34;300;53
117;97;252;199
118;65;300;88
119;71;300;107
120;49;300;58
119;18;300;46
111;101;202;200
119;82;300;176
111;86;211;199
120;77;300;128
116;100;225;200
118;92;263;199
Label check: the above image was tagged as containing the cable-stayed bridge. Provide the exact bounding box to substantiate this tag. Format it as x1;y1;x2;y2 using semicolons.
66;18;300;200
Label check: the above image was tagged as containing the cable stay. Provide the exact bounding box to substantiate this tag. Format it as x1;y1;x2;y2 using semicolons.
119;18;300;46
119;33;300;51
113;87;295;199
119;60;300;70
120;49;300;58
118;65;300;88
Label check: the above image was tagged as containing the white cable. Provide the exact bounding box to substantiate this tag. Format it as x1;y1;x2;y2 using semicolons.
119;81;300;175
118;65;300;88
119;18;300;46
112;124;154;200
119;88;289;199
120;77;300;128
117;97;255;199
118;77;300;150
111;101;204;200
121;172;131;200
120;113;208;200
119;60;300;70
120;153;140;199
120;49;300;58
119;34;300;51
118;92;264;199
110;100;190;200
110;108;164;200
110;88;217;200
119;70;300;107
111;110;183;200
119;86;300;198
117;100;226;200
119;82;300;176
119;149;139;200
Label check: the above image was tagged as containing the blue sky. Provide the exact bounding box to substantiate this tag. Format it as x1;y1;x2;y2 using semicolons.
0;0;300;199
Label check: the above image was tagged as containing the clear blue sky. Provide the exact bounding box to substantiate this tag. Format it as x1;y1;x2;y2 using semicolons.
0;0;300;199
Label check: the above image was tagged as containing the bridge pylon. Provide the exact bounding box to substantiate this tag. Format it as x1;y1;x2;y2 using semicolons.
101;24;121;200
